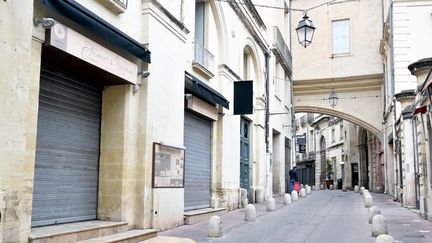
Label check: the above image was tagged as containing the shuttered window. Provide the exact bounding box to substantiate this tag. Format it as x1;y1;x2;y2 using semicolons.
332;19;350;54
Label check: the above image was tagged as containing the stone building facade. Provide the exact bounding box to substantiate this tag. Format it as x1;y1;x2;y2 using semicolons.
0;0;294;241
381;0;432;220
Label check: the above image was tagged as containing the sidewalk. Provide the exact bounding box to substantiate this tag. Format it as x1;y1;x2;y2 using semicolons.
371;193;432;242
157;195;287;242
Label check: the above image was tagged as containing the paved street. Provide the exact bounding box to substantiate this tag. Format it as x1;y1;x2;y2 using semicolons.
160;190;432;243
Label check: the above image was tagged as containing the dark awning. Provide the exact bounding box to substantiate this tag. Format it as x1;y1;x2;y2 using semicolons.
413;105;427;115
185;72;229;109
42;0;151;63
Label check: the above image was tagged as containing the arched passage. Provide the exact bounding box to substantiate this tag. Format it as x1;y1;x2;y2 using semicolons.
295;106;382;140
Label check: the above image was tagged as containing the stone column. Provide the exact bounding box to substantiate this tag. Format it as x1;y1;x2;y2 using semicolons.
395;90;416;208
408;58;432;218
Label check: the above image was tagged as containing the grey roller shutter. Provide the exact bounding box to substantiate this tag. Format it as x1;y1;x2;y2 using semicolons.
32;64;102;227
184;112;212;211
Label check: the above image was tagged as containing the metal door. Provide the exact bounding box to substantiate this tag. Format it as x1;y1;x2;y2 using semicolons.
32;64;102;227
184;112;212;210
284;138;291;193
240;118;250;189
352;163;359;187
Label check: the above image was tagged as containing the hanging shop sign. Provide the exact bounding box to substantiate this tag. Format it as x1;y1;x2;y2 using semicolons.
46;22;138;84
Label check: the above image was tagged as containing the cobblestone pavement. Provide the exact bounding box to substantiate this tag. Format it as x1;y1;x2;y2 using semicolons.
158;190;432;243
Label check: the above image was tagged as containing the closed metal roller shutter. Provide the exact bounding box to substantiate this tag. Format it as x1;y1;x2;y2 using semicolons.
31;64;102;227
184;112;212;211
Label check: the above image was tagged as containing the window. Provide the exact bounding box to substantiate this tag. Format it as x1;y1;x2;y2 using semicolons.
332;19;350;55
340;125;343;141
331;128;335;143
193;0;214;75
195;0;205;64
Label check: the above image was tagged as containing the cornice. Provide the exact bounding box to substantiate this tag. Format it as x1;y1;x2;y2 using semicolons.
394;89;415;101
293;73;383;95
408;58;432;75
228;1;268;54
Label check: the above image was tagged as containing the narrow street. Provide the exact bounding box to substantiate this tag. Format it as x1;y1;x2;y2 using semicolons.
160;191;432;243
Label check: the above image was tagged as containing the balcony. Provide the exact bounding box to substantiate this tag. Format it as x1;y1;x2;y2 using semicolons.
113;0;128;8
100;0;128;13
272;26;292;75
193;41;215;78
307;151;315;159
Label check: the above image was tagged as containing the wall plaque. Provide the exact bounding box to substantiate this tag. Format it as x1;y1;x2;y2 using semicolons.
152;143;185;188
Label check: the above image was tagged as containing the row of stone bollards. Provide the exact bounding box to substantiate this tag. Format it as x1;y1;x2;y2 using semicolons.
354;185;395;243
208;185;313;238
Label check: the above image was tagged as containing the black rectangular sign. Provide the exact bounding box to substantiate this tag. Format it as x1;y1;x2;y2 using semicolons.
234;81;253;115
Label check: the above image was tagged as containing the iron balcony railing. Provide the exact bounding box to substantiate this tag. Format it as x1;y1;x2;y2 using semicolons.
272;26;292;75
194;41;214;73
114;0;128;8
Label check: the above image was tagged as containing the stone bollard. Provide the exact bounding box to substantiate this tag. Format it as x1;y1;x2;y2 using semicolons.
208;216;223;237
354;185;359;193
291;190;299;201
241;198;248;208
245;204;256;221
329;185;334;190
364;194;373;208
255;188;265;203
266;198;276;211
342;186;347;192
369;206;381;224
363;190;370;198
360;186;365;195
320;184;325;190
375;234;394;243
312;185;316;191
372;215;388;237
306;186;311;195
299;188;306;197
284;193;292;204
240;189;248;208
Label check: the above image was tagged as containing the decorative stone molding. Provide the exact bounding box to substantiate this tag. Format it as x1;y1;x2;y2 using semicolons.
228;1;268;54
151;0;190;34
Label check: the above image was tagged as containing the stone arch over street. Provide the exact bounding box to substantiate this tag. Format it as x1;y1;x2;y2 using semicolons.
295;106;381;140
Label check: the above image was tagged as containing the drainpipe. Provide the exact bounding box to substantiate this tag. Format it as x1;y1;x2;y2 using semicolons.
412;118;420;209
390;3;395;97
265;51;270;199
392;98;399;200
382;120;388;193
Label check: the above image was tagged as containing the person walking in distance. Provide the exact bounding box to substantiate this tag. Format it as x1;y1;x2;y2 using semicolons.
289;166;298;192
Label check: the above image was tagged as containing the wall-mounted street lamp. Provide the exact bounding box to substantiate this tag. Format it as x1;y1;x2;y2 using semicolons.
296;14;315;48
328;90;338;108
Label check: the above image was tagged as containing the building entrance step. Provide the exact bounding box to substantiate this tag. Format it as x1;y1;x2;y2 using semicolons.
183;208;227;225
29;220;129;243
77;229;157;243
